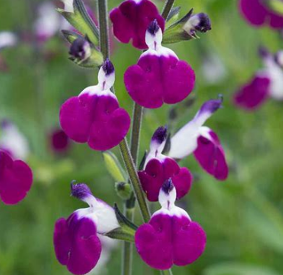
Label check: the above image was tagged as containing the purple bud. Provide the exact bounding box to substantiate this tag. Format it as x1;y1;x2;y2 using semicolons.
102;58;115;75
148;19;160;35
162;178;174;194
152;126;167;145
69;37;91;61
258;46;270;59
199;95;223;115
193;13;211;32
1;119;11;129
71;182;93;200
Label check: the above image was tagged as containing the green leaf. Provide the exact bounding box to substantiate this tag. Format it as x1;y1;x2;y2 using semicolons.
61;30;84;44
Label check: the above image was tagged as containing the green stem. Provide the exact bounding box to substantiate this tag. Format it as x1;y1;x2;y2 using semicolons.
122;207;134;275
160;270;173;275
161;0;175;20
119;139;151;222
97;0;109;58
130;103;143;165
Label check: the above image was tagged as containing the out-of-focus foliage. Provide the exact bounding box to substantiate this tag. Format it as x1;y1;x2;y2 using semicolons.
0;0;283;275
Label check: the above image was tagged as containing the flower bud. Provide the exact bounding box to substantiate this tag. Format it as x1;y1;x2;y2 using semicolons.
115;182;132;200
163;9;211;44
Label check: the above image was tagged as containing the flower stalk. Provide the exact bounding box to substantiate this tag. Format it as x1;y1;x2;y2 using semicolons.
161;0;175;20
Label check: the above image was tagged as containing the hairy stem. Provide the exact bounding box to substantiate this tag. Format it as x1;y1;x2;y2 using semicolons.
161;0;175;19
97;0;109;58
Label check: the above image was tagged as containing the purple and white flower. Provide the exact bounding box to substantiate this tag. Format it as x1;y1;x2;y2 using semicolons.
0;151;33;205
110;0;165;50
0;119;29;160
59;59;131;151
135;179;206;270
53;183;119;275
239;0;283;29
124;20;195;109
139;127;193;202
234;48;283;110
168;97;229;181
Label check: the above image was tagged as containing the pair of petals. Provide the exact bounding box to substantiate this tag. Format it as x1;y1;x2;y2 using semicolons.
110;0;165;49
54;214;102;275
124;54;195;108
239;0;283;29
60;92;131;151
139;157;192;202
0;151;33;204
135;212;206;269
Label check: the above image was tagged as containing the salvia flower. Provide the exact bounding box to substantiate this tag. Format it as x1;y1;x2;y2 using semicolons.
50;128;70;153
59;59;131;151
234;47;283;110
0;151;33;205
53;183;119;275
135;180;206;270
124;20;195;108
239;0;283;29
168;97;229;180
0;119;29;160
163;9;211;44
0;31;17;50
139;126;192;201
110;0;165;50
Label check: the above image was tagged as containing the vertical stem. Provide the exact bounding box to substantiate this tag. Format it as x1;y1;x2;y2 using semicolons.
97;0;109;58
130;103;143;165
161;0;175;19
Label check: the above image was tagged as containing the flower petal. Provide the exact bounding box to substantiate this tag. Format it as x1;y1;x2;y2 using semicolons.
0;151;33;204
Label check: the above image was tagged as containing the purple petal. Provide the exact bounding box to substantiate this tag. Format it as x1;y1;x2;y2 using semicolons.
59;93;131;151
138;157;192;202
135;214;206;270
233;74;270;110
50;129;70;152
0;151;33;204
54;214;102;275
194;130;228;180
239;0;283;29
110;0;165;50
124;54;195;108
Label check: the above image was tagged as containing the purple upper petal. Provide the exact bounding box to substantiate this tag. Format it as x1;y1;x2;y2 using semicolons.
124;54;195;108
0;151;33;205
233;74;270;110
110;0;165;49
54;214;102;275
239;0;283;29
138;157;192;202
59;93;131;151
135;213;206;270
194;129;228;181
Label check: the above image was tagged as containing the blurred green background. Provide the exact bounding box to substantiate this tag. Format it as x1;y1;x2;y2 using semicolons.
1;0;283;275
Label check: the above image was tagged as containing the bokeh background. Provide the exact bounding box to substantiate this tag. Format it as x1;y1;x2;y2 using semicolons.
1;0;283;274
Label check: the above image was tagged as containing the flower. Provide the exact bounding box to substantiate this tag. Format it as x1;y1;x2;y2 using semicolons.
53;182;119;275
0;31;17;50
168;97;229;180
0;151;33;205
0;119;29;160
239;0;283;29
135;179;206;270
59;59;131;151
233;47;283;110
124;20;195;108
110;0;165;50
50;128;70;153
139;126;192;201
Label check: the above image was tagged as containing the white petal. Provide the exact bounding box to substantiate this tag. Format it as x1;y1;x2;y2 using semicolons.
0;32;17;49
266;61;283;100
61;0;74;13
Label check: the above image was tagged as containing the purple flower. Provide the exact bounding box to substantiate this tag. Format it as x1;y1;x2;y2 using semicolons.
59;59;131;151
168;98;229;180
110;0;165;50
139;127;192;201
0;151;33;205
50;129;70;153
135;180;206;270
239;0;283;29
124;20;195;108
233;48;283;110
54;183;119;275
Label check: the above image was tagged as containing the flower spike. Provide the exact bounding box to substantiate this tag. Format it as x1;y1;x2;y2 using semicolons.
135;181;206;270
